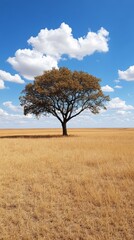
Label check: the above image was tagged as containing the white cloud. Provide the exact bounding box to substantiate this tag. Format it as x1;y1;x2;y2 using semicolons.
101;85;114;92
108;97;134;110
0;69;25;84
8;49;58;80
28;23;109;60
116;110;131;115
0;80;5;89
114;79;120;83
118;65;134;81
3;101;22;112
7;22;109;80
0;108;9;116
114;85;122;89
0;102;133;128
0;107;32;123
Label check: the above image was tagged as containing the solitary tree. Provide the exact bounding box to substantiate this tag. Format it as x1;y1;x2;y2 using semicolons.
20;67;109;136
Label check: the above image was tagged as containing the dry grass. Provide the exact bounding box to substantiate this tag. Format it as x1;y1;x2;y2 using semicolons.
0;128;134;240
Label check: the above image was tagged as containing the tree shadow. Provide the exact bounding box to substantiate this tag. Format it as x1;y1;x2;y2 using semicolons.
0;134;64;139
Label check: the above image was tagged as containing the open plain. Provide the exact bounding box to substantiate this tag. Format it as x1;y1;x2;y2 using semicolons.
0;128;134;240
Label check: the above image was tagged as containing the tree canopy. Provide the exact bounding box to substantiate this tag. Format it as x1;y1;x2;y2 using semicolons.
20;67;109;135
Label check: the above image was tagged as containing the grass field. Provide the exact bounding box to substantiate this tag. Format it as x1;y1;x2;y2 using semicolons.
0;128;134;240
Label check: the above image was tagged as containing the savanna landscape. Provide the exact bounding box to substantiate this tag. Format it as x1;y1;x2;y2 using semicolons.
0;128;133;240
1;1;134;240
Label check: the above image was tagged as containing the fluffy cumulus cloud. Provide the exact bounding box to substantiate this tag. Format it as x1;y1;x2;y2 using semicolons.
28;22;109;59
3;101;22;112
116;110;131;115
0;108;9;116
108;97;134;110
0;79;5;89
0;106;33;127
101;85;114;92
118;65;134;81
7;22;109;80
0;70;24;84
8;49;58;80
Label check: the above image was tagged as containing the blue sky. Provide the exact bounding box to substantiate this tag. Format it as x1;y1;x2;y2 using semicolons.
0;0;134;128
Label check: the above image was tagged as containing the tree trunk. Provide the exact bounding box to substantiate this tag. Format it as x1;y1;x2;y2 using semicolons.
62;121;68;136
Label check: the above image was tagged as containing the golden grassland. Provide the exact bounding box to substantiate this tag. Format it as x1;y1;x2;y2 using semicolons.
0;128;134;240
